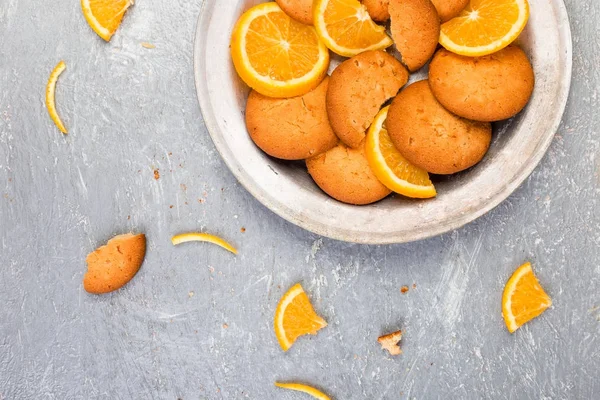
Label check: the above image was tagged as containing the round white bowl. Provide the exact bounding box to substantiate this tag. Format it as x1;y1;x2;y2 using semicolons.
194;0;572;244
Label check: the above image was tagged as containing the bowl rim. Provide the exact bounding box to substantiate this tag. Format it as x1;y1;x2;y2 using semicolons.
193;0;573;245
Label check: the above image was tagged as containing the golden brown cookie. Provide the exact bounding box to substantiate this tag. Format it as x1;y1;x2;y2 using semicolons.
276;0;313;25
306;142;391;205
429;46;535;122
431;0;468;22
362;0;390;22
389;0;440;72
84;233;146;294
246;77;338;160
327;50;408;149
387;80;492;175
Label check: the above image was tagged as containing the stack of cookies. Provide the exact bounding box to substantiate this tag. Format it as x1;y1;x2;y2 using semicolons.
233;0;535;205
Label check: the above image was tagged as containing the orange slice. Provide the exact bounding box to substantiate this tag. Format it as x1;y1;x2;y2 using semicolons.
275;382;331;400
365;106;436;199
81;0;134;42
171;232;238;255
274;283;327;351
230;2;330;98
313;0;393;57
440;0;530;57
502;262;552;333
45;61;68;134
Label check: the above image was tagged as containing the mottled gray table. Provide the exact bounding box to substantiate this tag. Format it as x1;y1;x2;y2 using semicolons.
1;1;598;399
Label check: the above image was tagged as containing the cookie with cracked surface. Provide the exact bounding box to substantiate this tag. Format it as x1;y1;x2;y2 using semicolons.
276;0;314;25
387;80;492;175
246;77;338;160
362;0;390;22
327;50;408;149
429;46;535;122
389;0;440;71
431;0;469;22
306;141;391;205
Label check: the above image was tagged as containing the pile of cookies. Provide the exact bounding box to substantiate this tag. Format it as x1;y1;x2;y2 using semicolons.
232;0;534;205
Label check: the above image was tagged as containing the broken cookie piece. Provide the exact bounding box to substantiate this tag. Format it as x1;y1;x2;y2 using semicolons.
378;330;403;356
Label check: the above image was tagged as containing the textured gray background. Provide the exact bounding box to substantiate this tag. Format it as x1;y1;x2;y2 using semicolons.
0;0;598;399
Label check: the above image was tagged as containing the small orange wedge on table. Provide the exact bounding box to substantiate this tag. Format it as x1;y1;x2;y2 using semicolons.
230;2;330;98
275;382;331;400
275;283;327;351
81;0;134;41
440;0;530;57
502;262;552;333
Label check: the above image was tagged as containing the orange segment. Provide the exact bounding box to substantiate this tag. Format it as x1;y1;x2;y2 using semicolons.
81;0;133;42
313;0;393;57
45;61;68;134
275;382;331;400
274;283;327;351
231;3;330;98
502;262;552;333
440;0;530;57
171;232;238;255
366;107;436;198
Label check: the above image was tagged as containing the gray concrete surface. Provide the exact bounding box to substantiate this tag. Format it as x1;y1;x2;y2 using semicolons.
0;0;598;399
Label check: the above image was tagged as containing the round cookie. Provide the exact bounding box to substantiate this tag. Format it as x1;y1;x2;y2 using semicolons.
431;0;469;22
306;142;392;205
276;0;313;25
362;0;390;22
389;0;440;72
387;80;492;175
245;77;338;160
429;46;535;122
327;50;408;149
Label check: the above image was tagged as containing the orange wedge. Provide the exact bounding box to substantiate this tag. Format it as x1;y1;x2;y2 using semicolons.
230;2;330;98
275;382;331;400
440;0;530;57
81;0;134;41
171;232;238;255
274;283;327;351
313;0;393;57
46;61;68;134
502;262;552;333
365;107;436;199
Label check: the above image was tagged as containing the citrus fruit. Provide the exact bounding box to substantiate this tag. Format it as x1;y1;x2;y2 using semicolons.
275;382;331;400
313;0;393;57
439;0;530;57
274;283;327;351
81;0;134;42
365;106;437;199
502;262;552;333
171;232;238;255
45;61;68;134
230;2;330;98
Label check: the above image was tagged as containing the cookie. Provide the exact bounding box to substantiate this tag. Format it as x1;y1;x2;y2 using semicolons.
387;80;492;175
246;77;338;160
362;0;390;22
84;233;146;294
306;142;391;205
429;46;535;122
327;50;408;149
389;0;440;72
431;0;468;22
276;0;313;25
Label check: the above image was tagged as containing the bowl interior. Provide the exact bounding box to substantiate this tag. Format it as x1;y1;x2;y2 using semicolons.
194;0;572;244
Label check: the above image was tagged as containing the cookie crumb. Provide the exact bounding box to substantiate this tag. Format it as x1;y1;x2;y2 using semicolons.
169;205;174;209
141;42;156;49
400;285;409;294
240;227;246;233
188;291;195;298
223;323;229;329
153;169;160;180
378;330;403;356
412;283;417;289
